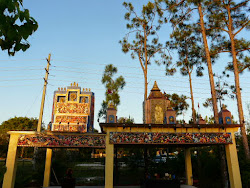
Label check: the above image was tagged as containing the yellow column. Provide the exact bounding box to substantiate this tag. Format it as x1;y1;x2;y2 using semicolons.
2;134;19;188
43;148;53;187
105;132;114;188
185;148;193;186
225;133;242;188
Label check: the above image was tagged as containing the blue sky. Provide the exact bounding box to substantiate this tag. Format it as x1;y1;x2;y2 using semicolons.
0;0;249;131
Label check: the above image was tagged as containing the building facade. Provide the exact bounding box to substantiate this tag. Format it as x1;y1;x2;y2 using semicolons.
51;82;95;132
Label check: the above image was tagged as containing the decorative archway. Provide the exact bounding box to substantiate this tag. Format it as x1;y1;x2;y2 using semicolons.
100;123;242;188
2;131;105;188
2;123;242;188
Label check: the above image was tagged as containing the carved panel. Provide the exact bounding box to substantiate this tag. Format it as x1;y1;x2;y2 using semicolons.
150;99;168;124
155;105;163;124
109;132;232;144
55;103;89;114
18;134;105;148
55;116;87;124
53;124;86;132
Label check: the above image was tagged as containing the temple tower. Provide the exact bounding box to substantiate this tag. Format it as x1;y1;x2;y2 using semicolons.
51;82;95;132
219;105;232;124
106;103;117;123
145;81;173;124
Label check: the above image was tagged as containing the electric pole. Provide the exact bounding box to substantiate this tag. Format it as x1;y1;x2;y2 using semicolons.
37;54;51;132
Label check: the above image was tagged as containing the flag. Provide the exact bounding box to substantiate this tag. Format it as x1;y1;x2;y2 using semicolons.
107;89;112;94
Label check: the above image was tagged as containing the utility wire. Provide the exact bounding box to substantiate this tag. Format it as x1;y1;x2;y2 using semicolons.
51;59;245;78
48;81;250;97
50;66;250;85
49;78;211;91
24;86;44;117
0;59;45;62
0;78;42;82
0;66;44;69
0;68;44;71
0;84;40;87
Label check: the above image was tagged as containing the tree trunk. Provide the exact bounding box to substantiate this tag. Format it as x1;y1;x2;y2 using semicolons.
143;25;148;123
198;4;228;188
188;71;196;123
227;5;250;160
198;4;219;124
143;70;148;123
144;72;148;103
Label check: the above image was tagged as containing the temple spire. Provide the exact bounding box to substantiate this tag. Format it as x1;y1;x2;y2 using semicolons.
152;81;160;91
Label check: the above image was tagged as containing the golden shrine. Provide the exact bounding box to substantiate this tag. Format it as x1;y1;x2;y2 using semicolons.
51;82;95;133
145;81;176;124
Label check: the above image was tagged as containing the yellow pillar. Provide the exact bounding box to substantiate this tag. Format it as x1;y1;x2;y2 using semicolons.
105;132;114;188
43;148;53;187
2;134;19;188
185;148;193;186
225;133;242;188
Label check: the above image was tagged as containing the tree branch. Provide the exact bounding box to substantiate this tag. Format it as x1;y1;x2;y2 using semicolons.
234;20;250;36
231;0;249;10
138;41;145;73
206;26;229;33
236;47;250;54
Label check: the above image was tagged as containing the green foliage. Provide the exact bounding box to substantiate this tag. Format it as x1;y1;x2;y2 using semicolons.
98;101;108;122
0;164;6;184
212;39;250;74
0;0;38;55
206;0;249;74
203;73;237;110
0;117;38;158
165;93;189;115
204;115;215;124
118;116;134;123
167;23;204;77
204;114;237;124
0;117;38;141
98;64;125;122
101;64;126;106
0;116;38;131
120;1;170;71
195;146;223;188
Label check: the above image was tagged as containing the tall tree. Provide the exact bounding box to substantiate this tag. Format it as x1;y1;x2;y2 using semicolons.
120;1;170;122
0;117;38;157
207;0;250;159
0;0;38;55
157;1;229;186
166;23;203;123
157;0;220;123
98;64;125;122
196;1;220;124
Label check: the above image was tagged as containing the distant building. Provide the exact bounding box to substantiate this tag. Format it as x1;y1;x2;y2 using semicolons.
51;82;95;132
145;81;176;124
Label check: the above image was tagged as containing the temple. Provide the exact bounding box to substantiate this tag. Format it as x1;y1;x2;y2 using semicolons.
2;81;243;188
51;82;95;132
145;81;176;124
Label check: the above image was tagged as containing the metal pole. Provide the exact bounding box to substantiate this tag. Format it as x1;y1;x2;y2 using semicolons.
37;54;51;132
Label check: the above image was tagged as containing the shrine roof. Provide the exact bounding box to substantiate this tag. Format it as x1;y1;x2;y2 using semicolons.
219;109;231;113
147;81;166;99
